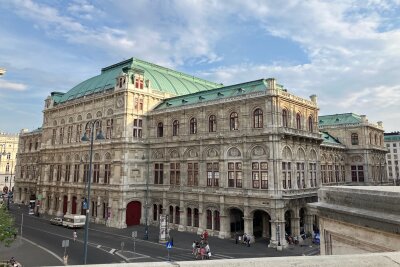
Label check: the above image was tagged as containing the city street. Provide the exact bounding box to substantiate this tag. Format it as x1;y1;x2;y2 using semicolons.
2;203;319;266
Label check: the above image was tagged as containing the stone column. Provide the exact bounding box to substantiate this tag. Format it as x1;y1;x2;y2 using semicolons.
262;214;270;238
178;207;186;232
197;210;207;234
291;217;301;239
269;220;287;248
40;191;47;213
67;193;72;214
218;214;230;239
304;214;314;235
56;196;63;216
243;217;253;241
49;192;56;215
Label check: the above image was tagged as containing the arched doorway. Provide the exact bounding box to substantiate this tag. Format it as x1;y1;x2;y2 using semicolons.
229;208;244;234
126;201;141;226
253;210;271;239
72;196;77;214
285;210;293;235
63;195;68;214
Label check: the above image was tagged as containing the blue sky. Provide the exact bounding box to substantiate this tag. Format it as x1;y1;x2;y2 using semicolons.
1;0;400;133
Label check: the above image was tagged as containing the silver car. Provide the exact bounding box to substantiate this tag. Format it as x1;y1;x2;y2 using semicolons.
50;217;63;226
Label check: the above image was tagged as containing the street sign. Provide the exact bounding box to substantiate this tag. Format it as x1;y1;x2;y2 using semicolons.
83;201;88;210
132;231;137;238
62;240;69;248
166;242;172;249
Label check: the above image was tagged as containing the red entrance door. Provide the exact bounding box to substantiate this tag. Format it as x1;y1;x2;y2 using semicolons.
63;195;68;214
126;201;141;226
72;196;77;214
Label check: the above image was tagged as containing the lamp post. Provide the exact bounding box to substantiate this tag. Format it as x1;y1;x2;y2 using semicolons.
81;119;104;265
142;154;149;240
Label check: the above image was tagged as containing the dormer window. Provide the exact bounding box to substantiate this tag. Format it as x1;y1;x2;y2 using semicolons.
118;77;126;88
135;76;144;89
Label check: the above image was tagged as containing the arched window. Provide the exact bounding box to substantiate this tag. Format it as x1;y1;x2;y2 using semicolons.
380;135;383;146
172;120;179;136
369;132;372;144
187;208;192;226
253;108;263;128
209;115;217;132
282;109;288;127
308;116;313;132
157;122;163;137
190;118;197;134
374;134;378;145
230;112;239;130
351;133;359;145
296;113;301;129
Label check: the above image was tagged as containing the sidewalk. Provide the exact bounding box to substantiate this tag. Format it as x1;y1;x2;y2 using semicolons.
0;237;62;267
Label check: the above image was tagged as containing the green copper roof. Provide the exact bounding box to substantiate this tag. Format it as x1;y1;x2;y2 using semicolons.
154;79;270;110
384;133;400;142
318;113;362;127
321;131;342;145
54;58;222;104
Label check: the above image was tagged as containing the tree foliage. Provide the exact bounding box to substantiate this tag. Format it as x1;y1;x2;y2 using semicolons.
0;204;16;247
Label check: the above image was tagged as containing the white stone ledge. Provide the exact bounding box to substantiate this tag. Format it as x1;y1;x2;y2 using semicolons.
55;252;400;267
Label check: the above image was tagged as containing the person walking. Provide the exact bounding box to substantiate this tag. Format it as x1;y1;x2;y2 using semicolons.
73;230;77;242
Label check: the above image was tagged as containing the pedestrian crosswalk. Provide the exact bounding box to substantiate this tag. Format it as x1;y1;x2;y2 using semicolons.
156;252;234;262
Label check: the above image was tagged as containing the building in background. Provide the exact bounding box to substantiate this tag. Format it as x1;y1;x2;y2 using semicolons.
14;58;388;248
0;132;19;194
384;132;400;185
309;186;400;255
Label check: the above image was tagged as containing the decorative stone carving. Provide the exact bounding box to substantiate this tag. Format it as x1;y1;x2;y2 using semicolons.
351;155;363;163
207;148;218;158
228;147;241;157
252;146;266;156
170;150;179;159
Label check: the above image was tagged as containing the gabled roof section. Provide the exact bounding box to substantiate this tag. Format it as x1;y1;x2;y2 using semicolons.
54;58;222;104
153;79;269;110
321;131;342;145
318;113;362;127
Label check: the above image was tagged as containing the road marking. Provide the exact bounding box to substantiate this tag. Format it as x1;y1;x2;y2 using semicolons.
214;253;234;259
109;249;116;254
97;245;101;248
22;237;64;264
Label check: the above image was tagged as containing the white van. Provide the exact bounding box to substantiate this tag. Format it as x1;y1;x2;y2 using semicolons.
62;215;86;228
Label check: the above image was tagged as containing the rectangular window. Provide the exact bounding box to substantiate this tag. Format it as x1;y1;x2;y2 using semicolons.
154;163;163;184
252;162;268;189
56;165;62;181
65;164;71;182
59;127;64;144
73;164;80;182
335;165;339;182
104;164;111;184
187;163;199;186
52;129;57;145
93;164;100;183
206;162;219;187
170;163;180;185
341;165;345;182
67;126;73;143
296;162;305;188
133;119;143;138
351;165;364;182
75;124;82;143
83;164;90;183
282;162;292;189
309;163;317;187
228;162;242;188
106;119;113;139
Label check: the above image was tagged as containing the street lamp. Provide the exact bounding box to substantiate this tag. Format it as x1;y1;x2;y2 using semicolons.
142;154;150;240
81;119;104;265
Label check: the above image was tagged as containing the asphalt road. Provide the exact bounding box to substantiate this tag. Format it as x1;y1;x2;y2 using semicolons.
6;204;319;265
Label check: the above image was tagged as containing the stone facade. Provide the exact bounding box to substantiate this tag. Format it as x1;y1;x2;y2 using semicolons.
0;132;19;193
14;58;388;248
309;186;400;255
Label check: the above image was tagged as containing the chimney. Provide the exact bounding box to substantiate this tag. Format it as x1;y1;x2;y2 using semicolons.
266;78;276;90
310;94;317;103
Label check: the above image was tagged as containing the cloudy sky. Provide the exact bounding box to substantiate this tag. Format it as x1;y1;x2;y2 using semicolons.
1;0;399;133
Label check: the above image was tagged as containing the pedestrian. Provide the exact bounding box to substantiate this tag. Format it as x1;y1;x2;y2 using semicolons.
246;236;251;247
192;240;196;255
73;230;77;242
203;230;209;241
235;232;238;244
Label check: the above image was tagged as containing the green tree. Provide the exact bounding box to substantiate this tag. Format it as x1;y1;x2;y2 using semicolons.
0;204;16;247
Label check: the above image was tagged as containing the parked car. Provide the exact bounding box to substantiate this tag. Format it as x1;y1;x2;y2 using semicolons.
50;217;63;226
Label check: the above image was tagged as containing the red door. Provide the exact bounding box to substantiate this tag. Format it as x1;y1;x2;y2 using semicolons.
63;195;68;214
72;196;77;214
126;201;141;226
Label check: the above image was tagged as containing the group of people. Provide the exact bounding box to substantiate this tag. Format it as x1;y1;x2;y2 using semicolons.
8;257;22;267
235;232;251;247
192;230;211;260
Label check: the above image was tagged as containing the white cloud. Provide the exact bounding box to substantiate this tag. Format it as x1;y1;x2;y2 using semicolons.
0;80;27;91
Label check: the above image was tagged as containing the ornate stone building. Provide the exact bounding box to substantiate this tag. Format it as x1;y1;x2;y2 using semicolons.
14;58;387;248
